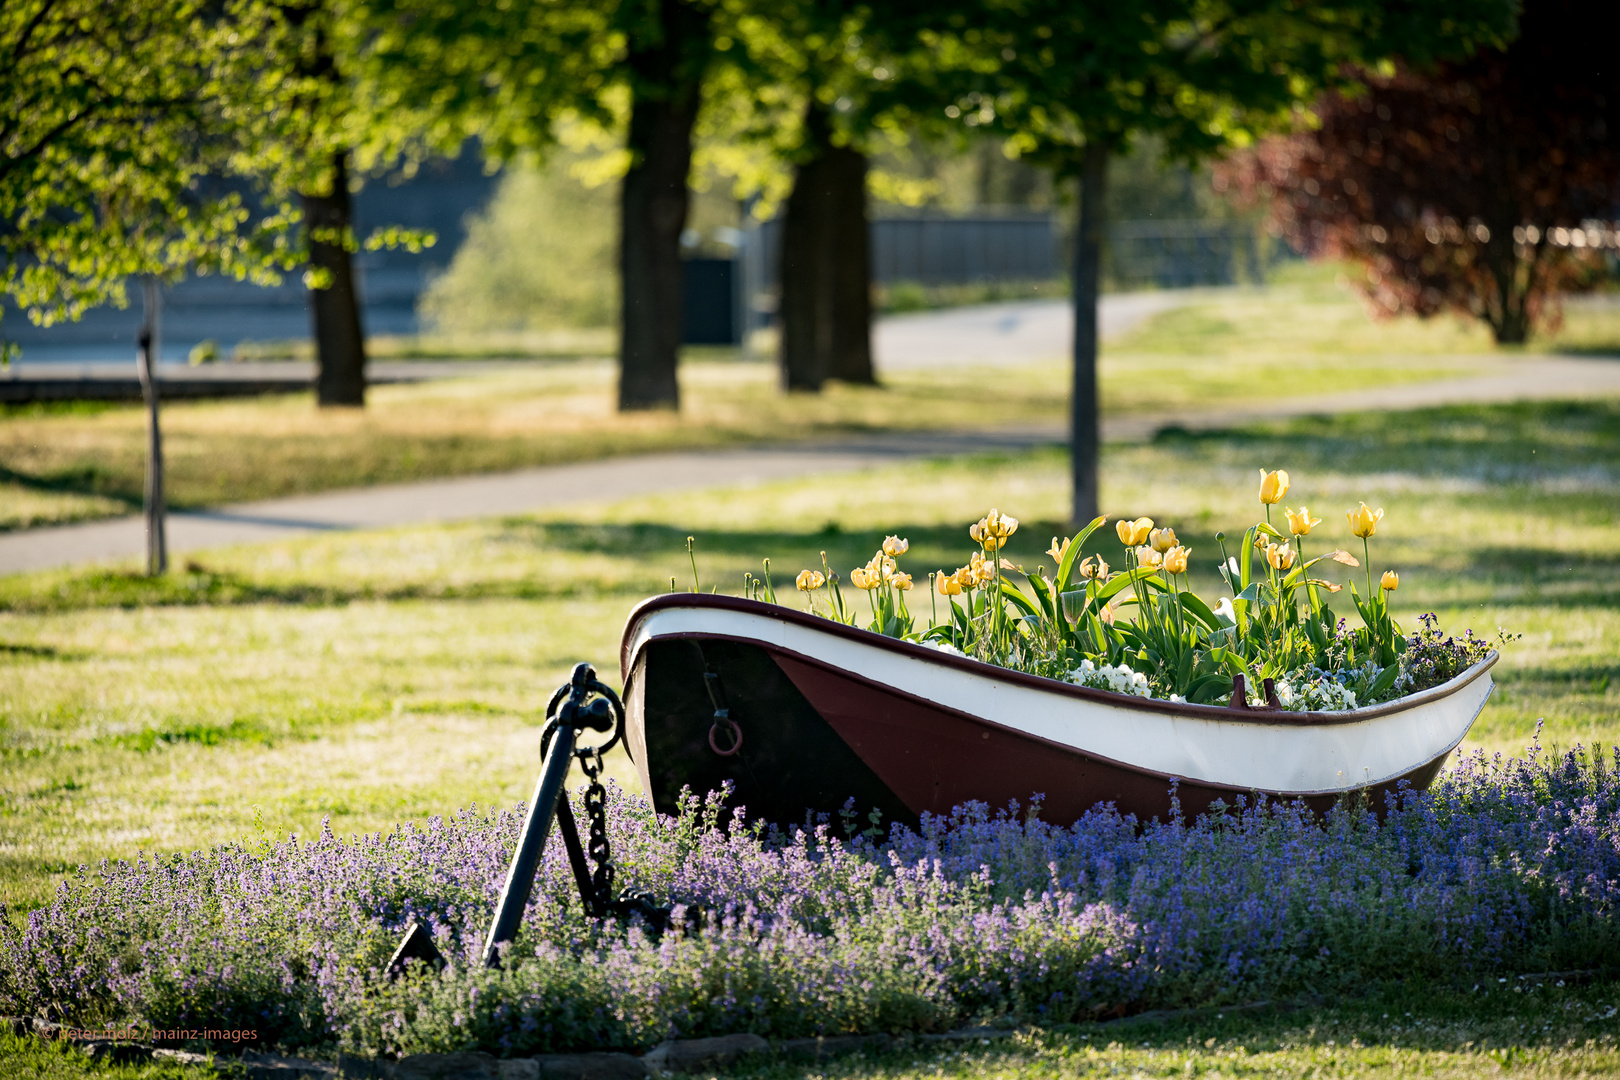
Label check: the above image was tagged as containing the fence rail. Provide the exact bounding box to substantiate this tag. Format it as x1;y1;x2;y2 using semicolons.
6;200;1278;358
1106;219;1275;289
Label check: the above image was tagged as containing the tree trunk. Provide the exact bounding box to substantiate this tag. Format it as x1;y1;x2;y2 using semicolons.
303;152;367;407
1070;142;1109;526
1479;225;1537;344
779;105;874;391
138;278;167;576
617;1;710;412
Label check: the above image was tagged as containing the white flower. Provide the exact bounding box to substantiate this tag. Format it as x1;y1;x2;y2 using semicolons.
1069;661;1153;698
933;641;964;656
1213;597;1236;624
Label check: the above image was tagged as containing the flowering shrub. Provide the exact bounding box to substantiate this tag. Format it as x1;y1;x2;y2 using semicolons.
756;469;1504;709
3;746;1616;1057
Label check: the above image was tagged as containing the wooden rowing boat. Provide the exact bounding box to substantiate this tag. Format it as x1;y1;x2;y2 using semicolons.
620;594;1497;826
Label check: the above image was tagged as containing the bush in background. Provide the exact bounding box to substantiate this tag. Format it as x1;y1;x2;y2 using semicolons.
419;156;619;333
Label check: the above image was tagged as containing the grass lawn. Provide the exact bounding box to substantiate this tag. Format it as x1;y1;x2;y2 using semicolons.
1;399;1616;920
0;396;1617;1076
4;269;1615;532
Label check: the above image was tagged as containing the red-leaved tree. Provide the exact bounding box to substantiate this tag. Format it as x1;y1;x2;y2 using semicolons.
1220;0;1618;343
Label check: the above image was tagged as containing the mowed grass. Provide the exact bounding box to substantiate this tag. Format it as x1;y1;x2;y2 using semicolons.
3;984;1618;1080
0;360;1064;531
1;399;1616;920
8;269;1617;532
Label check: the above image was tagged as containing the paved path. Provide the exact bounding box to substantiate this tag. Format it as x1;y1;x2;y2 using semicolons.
874;292;1199;371
2;354;1617;576
0;290;1196;402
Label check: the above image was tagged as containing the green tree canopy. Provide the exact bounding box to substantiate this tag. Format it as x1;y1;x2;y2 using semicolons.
0;0;305;345
1;0;437;377
911;0;1520;523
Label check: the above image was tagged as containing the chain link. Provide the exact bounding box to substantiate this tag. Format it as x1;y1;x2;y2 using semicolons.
576;745;616;915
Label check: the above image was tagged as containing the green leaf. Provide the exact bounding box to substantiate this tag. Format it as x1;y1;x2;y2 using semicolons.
1026;570;1056;623
1053;514;1105;594
1175;646;1195;690
1369;663;1400;699
1240;527;1260;591
1188;672;1234;704
1177;590;1222;631
1000;581;1042;619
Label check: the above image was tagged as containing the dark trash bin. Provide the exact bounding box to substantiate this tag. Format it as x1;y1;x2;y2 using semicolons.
681;258;740;345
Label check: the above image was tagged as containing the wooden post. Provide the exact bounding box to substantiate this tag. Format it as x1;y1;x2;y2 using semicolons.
139;278;167;576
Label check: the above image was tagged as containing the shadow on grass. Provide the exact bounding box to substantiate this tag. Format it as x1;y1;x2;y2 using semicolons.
1152;399;1620;481
3;520;1618;619
0;462;141;508
0;641;78;660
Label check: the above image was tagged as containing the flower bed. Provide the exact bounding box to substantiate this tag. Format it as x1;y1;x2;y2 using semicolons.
4;745;1617;1058
751;469;1510;709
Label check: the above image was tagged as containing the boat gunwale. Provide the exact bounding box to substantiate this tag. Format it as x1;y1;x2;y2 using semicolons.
620;592;1499;728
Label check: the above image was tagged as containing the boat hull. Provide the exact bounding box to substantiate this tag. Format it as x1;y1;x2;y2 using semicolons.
621;595;1496;827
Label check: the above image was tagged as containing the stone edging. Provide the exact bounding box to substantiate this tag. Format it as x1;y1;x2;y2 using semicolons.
4;1004;1325;1078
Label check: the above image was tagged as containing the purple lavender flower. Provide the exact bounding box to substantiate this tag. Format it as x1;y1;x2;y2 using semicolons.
2;745;1615;1055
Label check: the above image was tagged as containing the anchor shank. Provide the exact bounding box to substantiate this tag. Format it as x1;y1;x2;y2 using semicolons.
481;722;577;967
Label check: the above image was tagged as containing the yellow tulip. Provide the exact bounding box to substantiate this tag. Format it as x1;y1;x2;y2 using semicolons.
892;572;914;591
1114;516;1153;546
1162;545;1190;575
882;535;909;557
1079;554;1109;579
1149;527;1178;553
1259;469;1290;505
936;571;962;596
1285;506;1321;536
1381;570;1399;591
1266;542;1296;570
795;569;825;591
1347;502;1384;539
850;567;878;590
971;509;1018;550
1047;536;1070;564
1136;546;1163;569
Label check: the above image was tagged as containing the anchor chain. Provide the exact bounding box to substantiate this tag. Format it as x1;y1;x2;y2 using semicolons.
574;710;673;930
577;744;616;913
